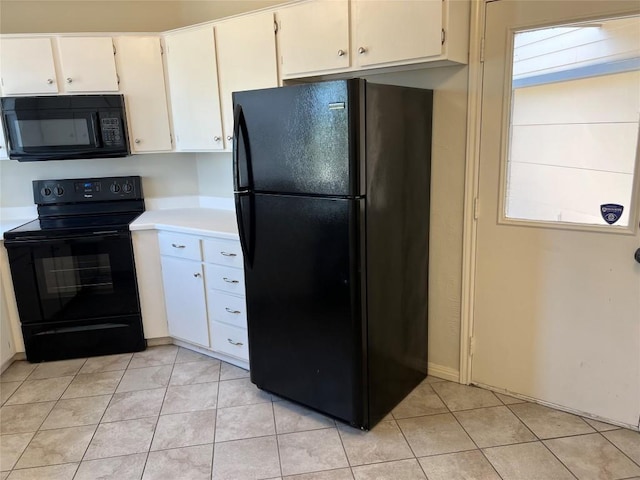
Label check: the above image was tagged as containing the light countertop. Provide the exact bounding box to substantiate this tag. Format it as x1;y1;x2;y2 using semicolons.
130;208;239;239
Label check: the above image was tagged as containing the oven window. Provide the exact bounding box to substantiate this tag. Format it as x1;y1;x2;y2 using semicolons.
36;253;114;300
12;118;92;148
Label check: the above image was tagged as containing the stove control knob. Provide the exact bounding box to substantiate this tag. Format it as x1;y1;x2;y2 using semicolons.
54;186;64;196
110;183;121;194
122;183;133;194
41;187;52;197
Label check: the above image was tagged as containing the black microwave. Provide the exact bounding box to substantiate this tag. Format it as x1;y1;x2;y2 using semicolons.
1;95;130;161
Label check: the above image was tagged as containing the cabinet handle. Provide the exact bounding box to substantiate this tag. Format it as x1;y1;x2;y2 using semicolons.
358;47;367;55
134;139;141;144
66;77;73;83
225;307;241;314
337;49;345;57
226;135;233;141
227;338;244;346
214;136;221;142
223;277;239;284
171;243;186;249
47;78;54;85
193;272;201;278
220;251;237;257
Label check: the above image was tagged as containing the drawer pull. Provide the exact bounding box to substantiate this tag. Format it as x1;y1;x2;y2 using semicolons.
220;251;237;257
227;338;244;346
193;273;201;278
225;307;241;314
171;243;186;249
223;277;239;284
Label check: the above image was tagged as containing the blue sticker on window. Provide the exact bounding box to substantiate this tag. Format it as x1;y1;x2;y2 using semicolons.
600;204;624;225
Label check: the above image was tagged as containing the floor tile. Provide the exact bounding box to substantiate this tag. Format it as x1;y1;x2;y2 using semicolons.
509;402;595;439
84;417;157;460
215;403;275;443
0;362;37;383
62;371;124;399
219;363;250;381
1;472;7;480
431;382;501;411
15;425;96;469
418;450;501;480
583;418;621;432
454;406;537;448
79;354;132;374
40;394;111;430
161;382;218;414
352;458;426;480
5;376;73;405
391;381;448;419
602;429;640;465
212;435;281;480
74;453;147;480
0;432;34;471
143;444;213;480
495;393;526;405
175;347;217;364
116;366;171;394
397;413;476;457
0;402;56;434
151;409;216;451
169;360;220;386
129;345;178;369
277;428;349;476
102;388;166;422
338;420;413;466
282;469;353;480
6;463;78;480
0;382;21;406
483;442;574;480
217;378;271;408
27;359;86;380
544;433;640;480
273;399;335;434
424;376;447;384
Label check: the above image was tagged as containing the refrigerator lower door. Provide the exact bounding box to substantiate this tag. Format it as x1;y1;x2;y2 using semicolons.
245;193;366;427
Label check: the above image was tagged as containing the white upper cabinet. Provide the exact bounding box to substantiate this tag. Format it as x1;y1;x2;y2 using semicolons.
0;38;58;95
57;37;119;92
215;12;279;151
276;0;350;77
164;26;224;152
114;36;172;153
353;0;443;68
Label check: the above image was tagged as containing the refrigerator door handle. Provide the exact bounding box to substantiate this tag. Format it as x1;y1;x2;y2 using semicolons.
233;103;252;192
234;192;254;268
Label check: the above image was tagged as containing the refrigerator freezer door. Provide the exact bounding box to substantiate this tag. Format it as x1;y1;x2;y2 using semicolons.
245;193;367;426
232;80;363;197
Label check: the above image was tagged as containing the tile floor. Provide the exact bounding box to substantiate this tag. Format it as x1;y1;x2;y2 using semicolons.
0;345;639;480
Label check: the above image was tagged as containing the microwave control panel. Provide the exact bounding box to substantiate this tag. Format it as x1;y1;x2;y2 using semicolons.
99;113;125;147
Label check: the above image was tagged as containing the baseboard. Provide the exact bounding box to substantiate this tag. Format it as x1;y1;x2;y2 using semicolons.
427;362;460;382
146;337;174;347
171;339;249;370
1;352;27;374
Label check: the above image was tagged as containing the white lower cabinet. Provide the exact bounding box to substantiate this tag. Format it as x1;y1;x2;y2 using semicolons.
158;230;248;364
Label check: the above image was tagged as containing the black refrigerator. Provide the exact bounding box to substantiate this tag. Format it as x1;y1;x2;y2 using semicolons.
233;79;432;430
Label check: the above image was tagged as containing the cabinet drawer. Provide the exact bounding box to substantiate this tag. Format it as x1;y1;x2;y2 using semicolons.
158;232;201;260
205;264;245;295
210;320;248;360
202;237;243;268
207;291;247;329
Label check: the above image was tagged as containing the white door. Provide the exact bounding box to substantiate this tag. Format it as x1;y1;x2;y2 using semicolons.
57;37;119;92
0;38;58;95
472;0;640;428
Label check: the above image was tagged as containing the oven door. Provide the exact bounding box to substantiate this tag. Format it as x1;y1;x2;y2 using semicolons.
5;231;140;325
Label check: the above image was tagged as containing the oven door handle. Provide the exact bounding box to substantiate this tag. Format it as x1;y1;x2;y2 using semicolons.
4;231;128;246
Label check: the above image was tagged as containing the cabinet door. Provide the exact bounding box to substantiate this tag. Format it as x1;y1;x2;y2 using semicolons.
160;256;210;347
165;27;224;151
114;37;172;153
215;12;279;151
277;0;350;77
0;38;58;95
57;37;119;92
353;0;443;68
